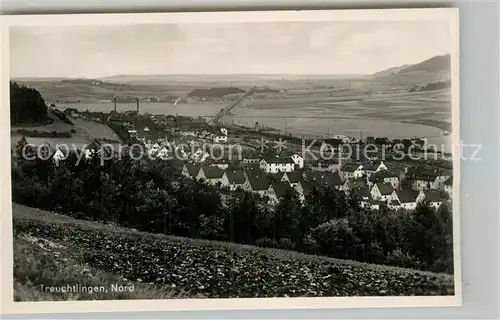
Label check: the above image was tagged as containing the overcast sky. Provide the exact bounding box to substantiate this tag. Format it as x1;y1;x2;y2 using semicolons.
10;21;451;78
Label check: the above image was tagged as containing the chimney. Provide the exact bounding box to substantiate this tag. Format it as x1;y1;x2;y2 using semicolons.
136;97;140;114
113;97;117;112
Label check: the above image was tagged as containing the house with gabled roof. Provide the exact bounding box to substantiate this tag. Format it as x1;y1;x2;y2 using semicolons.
406;167;450;191
247;171;274;198
304;171;344;191
369;170;400;189
404;167;432;190
417;190;444;209
259;155;296;173
213;127;228;143
291;154;305;169
281;170;304;188
243;162;263;173
389;189;420;210
343;177;368;193
224;169;248;191
268;181;295;205
243;156;262;164
371;182;394;201
362;160;387;178
364;198;382;211
154;146;172;160
353;187;371;201
146;142;161;155
432;173;451;190
339;162;364;180
387;198;402;210
51;147;67;164
368;200;381;211
311;158;342;172
322;171;344;190
350;186;381;210
205;156;231;169
181;163;202;179
196;166;226;186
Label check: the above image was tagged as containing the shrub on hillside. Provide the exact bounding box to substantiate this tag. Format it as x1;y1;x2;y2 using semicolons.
255;237;279;249
200;215;225;240
278;238;294;250
301;235;319;254
386;249;422;270
311;218;359;259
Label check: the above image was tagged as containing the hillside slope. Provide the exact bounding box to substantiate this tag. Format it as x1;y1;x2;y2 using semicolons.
372;54;451;87
372;64;411;77
400;54;450;74
12;203;455;300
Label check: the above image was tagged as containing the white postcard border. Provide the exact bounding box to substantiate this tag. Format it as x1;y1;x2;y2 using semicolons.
0;8;461;315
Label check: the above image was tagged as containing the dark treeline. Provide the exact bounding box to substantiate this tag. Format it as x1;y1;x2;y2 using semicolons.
409;81;451;92
10;82;49;125
188;87;246;98
16;129;72;138
12;140;453;274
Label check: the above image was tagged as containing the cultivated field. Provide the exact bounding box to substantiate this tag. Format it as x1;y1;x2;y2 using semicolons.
10;114;124;153
222;88;451;150
70;118;123;143
12;204;454;300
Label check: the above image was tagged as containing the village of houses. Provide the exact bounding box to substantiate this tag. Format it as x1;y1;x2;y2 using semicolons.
17;107;454;213
179;150;453;211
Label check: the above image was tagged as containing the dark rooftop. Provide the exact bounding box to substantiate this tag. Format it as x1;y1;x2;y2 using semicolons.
444;176;453;186
423;190;443;203
273;181;294;199
226;169;247;185
283;170;304;184
185;163;202;177
375;182;394;196
341;162;362;172
201;166;225;179
247;172;270;191
396;189;419;203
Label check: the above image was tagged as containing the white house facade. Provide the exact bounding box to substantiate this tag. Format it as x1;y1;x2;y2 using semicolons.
291;154;305;169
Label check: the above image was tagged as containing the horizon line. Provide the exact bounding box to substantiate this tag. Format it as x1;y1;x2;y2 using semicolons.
11;53;451;80
11;73;371;79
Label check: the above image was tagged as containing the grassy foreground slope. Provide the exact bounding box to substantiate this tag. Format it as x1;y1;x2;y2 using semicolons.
12;203;454;300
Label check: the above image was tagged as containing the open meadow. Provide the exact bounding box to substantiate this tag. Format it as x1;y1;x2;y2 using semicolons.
10;112;123;154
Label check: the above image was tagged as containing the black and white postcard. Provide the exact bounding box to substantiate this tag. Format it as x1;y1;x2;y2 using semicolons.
1;8;461;314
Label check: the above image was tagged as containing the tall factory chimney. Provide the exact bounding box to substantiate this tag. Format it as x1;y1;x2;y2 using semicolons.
136;97;140;114
113;97;117;113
